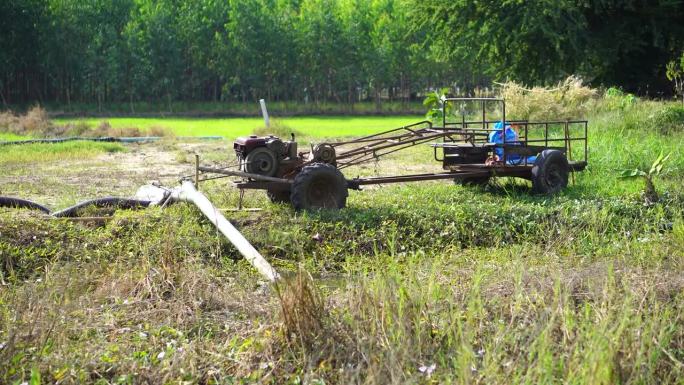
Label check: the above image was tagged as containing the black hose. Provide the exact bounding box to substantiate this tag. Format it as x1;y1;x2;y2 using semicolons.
0;137;116;146
0;196;153;217
51;197;152;218
0;196;51;214
0;136;223;146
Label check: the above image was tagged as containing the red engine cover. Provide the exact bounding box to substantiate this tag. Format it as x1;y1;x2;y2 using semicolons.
234;135;268;154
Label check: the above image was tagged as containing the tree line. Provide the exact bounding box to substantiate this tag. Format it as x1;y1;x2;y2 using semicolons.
1;0;683;110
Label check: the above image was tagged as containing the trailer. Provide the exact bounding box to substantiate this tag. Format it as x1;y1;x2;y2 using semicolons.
195;98;588;210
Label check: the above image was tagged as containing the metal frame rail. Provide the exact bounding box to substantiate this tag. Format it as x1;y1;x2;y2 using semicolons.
194;97;588;191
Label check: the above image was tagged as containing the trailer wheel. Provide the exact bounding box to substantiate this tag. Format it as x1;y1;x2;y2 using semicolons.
291;163;348;210
266;189;290;204
531;150;569;194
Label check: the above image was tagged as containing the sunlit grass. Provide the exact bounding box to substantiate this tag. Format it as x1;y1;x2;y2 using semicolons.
54;115;424;138
2;102;684;383
0;141;124;165
0;132;31;141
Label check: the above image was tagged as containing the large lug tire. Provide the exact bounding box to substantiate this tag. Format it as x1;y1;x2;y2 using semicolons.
266;189;291;204
291;163;348;210
531;149;569;194
244;147;279;177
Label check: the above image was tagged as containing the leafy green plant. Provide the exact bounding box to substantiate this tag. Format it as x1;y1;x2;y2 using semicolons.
604;87;637;110
423;88;451;122
620;152;671;204
665;55;684;105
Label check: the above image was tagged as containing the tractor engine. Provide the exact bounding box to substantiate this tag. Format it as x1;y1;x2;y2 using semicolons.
233;135;299;177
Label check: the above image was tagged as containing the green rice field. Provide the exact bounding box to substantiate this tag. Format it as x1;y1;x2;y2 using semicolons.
55;115;423;138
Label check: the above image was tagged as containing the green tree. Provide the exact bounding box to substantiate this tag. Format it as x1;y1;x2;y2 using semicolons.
295;0;350;104
224;0;297;102
581;1;684;94
125;0;185;110
0;0;46;105
410;0;586;85
177;0;232;101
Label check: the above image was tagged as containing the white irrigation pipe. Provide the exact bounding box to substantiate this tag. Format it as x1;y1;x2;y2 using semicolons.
137;181;279;282
176;181;279;282
259;98;270;128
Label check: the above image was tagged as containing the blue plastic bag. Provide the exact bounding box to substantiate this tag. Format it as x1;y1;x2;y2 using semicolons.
488;122;535;164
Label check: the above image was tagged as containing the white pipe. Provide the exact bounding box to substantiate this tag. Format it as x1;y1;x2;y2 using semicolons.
137;182;279;281
259;99;270;128
136;180;280;282
173;181;279;282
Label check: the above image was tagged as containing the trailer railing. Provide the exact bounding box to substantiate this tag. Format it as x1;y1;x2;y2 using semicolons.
438;97;587;166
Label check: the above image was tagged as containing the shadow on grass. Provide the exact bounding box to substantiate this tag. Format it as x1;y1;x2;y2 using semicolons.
480;176;605;201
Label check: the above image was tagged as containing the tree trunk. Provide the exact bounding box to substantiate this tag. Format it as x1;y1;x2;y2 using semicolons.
374;86;382;113
213;78;218;102
98;81;103;113
66;76;71;109
0;76;7;107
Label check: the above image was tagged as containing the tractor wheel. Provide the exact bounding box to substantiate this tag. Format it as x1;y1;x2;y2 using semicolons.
245;147;279;177
291;163;348;210
453;175;490;186
266;189;290;204
531;150;569;194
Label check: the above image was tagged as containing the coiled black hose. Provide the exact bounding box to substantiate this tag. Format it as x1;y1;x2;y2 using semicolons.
51;197;152;217
0;196;151;217
0;196;51;214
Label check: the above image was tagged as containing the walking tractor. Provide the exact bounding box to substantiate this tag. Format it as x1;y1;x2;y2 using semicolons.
195;98;588;210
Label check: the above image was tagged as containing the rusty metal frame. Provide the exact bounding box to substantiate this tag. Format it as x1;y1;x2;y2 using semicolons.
195;97;588;193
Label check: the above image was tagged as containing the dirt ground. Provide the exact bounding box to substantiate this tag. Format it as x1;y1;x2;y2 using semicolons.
0;141;231;209
0;140;445;208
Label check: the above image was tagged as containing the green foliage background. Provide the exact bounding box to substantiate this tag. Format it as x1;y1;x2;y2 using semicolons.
1;0;683;109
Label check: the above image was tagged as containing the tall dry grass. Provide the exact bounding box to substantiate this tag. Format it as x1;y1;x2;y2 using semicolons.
0;106;60;136
0;106;171;138
497;76;598;121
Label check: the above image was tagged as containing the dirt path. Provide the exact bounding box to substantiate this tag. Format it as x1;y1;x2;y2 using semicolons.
0;141;225;209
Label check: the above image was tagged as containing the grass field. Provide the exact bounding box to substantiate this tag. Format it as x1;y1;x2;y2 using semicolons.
54;115;424;138
0;142;125;166
1;100;684;384
0;132;30;141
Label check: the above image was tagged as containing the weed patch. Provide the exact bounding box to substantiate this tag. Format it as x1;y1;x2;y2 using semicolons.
649;104;684;134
